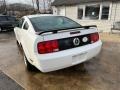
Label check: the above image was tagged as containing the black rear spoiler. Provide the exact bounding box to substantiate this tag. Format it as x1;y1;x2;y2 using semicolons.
36;25;97;35
82;25;97;29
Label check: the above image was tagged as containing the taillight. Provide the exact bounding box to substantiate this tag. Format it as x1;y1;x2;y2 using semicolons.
90;33;99;43
37;40;59;54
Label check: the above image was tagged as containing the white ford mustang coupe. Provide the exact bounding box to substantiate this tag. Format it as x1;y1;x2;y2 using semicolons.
14;14;102;72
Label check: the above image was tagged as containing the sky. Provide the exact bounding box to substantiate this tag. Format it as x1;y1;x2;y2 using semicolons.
7;0;35;5
6;0;54;8
6;0;44;9
6;0;54;5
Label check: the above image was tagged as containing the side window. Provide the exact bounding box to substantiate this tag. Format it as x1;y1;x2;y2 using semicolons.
85;4;100;20
18;18;24;28
23;22;29;30
101;6;110;20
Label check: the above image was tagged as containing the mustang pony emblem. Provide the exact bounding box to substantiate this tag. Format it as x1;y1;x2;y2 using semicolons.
73;38;80;46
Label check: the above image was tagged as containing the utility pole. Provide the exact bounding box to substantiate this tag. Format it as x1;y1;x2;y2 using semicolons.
36;0;40;13
32;0;35;11
3;0;7;14
43;0;46;13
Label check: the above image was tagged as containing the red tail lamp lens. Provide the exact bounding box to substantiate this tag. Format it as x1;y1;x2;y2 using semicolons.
90;33;99;43
37;40;59;54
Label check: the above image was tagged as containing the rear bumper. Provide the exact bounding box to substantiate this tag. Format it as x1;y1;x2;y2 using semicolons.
34;40;102;72
0;26;14;31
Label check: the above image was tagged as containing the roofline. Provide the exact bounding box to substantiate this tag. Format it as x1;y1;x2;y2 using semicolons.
25;14;62;18
52;0;118;6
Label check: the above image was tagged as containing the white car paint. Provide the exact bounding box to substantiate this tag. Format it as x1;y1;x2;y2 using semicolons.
14;14;102;72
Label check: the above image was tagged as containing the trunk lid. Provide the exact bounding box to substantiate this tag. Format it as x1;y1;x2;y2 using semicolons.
42;28;97;41
36;28;99;54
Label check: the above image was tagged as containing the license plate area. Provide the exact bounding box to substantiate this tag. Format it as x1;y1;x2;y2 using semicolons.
72;52;87;65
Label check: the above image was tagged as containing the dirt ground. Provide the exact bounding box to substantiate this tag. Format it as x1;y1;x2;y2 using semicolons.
0;31;120;90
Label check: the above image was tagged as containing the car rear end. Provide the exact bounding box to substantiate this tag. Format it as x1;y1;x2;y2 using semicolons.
29;15;102;72
34;29;102;72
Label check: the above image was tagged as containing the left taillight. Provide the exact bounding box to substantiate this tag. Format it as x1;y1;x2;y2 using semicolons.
90;33;99;43
37;40;59;54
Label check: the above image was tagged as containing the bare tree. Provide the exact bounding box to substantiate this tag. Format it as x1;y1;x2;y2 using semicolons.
2;0;7;14
47;0;52;9
34;0;52;13
43;0;52;13
36;0;40;12
46;0;52;13
32;0;35;11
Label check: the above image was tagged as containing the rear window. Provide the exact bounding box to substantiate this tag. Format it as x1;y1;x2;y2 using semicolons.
30;16;81;32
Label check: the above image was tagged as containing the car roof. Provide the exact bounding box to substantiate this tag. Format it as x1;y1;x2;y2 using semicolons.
26;14;60;19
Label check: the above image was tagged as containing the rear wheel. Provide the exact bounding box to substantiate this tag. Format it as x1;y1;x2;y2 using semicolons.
17;42;38;71
23;53;37;71
24;54;34;71
16;40;19;46
16;40;21;49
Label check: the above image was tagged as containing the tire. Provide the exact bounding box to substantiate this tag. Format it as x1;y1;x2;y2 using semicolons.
16;40;21;48
16;40;19;46
19;43;38;71
23;53;37;71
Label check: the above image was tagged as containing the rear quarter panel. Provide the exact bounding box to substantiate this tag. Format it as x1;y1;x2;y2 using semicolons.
14;27;20;43
21;29;44;65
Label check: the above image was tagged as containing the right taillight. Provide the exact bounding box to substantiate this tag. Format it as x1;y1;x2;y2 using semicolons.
90;33;99;43
37;40;59;54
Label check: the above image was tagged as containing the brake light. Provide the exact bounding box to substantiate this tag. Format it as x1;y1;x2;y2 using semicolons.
37;40;59;54
90;33;99;43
